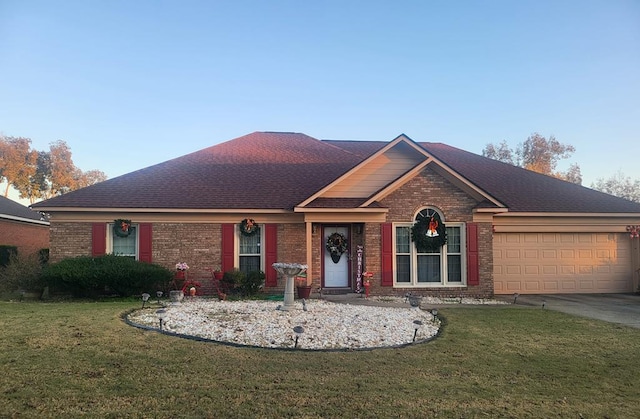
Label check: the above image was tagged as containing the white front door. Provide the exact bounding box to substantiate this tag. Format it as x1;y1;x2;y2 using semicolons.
323;226;350;288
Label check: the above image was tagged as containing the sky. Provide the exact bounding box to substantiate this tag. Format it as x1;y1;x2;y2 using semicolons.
1;0;639;204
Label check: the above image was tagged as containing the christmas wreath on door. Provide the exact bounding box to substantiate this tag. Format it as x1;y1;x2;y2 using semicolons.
326;232;348;263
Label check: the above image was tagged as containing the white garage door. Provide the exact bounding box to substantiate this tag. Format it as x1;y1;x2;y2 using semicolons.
494;232;632;294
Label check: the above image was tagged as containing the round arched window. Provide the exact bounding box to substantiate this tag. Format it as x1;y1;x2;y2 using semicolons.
411;208;447;252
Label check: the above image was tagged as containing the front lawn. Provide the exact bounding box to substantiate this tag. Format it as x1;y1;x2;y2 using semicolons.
1;301;638;418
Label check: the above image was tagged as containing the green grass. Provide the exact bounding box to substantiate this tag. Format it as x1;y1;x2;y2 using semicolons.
1;301;639;418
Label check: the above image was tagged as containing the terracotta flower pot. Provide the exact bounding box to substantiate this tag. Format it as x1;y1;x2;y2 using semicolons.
297;286;312;299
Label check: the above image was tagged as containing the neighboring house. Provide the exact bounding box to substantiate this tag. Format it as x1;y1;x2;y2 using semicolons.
0;195;50;258
31;132;640;297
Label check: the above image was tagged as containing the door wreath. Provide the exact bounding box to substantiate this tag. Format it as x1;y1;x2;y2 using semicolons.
326;232;348;263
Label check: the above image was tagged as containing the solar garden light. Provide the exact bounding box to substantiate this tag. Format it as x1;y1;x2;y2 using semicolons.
431;309;438;319
293;325;304;349
513;293;519;304
141;293;150;308
542;300;546;309
412;320;423;342
156;291;163;304
156;309;167;330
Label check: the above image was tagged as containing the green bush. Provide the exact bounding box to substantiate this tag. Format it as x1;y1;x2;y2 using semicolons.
0;253;45;294
41;254;174;298
221;268;245;294
240;270;265;296
0;245;18;267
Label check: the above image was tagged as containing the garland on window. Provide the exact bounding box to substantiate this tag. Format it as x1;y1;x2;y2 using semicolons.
411;213;447;252
326;232;348;263
240;218;260;237
113;219;132;238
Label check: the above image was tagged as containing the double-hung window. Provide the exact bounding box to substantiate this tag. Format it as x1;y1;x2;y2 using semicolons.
395;208;465;287
238;226;262;275
107;223;138;260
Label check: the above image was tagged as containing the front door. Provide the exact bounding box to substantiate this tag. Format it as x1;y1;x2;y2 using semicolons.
323;226;350;288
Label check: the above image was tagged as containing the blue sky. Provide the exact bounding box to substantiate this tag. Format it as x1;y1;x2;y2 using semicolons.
1;0;639;203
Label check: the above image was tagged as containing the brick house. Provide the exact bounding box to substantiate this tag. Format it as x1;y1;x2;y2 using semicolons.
0;195;49;258
32;132;640;297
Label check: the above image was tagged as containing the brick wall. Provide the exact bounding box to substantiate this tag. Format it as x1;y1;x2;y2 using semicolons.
0;219;50;257
47;165;494;298
368;167;494;298
49;222;90;262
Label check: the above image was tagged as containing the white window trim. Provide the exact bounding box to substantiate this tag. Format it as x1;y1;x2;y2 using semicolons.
235;224;265;272
106;222;140;260
393;221;467;288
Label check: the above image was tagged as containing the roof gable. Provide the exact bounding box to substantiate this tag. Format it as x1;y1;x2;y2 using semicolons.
314;135;503;210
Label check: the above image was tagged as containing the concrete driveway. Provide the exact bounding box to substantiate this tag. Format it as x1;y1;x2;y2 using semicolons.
506;293;640;329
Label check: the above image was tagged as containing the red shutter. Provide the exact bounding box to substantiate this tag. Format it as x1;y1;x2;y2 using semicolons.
381;223;393;286
92;223;106;256
264;224;278;287
138;223;152;263
466;223;479;286
221;223;235;273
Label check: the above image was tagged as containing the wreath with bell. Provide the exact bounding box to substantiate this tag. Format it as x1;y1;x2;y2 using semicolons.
113;219;132;238
240;218;260;237
411;212;447;252
326;232;348;263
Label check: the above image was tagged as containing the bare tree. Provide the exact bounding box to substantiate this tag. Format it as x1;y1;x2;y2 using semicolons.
482;133;581;184
591;171;640;203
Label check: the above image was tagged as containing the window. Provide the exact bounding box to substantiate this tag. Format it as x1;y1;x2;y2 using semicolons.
395;208;465;287
108;223;138;259
238;226;262;275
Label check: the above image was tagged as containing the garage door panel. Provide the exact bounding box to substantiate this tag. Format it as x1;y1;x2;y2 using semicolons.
494;232;632;294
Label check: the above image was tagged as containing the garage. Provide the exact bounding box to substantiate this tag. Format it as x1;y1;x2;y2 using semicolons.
493;232;633;294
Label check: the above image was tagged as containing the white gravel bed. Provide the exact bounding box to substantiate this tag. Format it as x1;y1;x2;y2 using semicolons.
369;295;509;305
127;299;440;350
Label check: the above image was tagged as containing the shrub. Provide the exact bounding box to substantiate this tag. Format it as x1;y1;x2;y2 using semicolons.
240;270;265;296
41;254;174;298
221;269;245;294
0;253;46;294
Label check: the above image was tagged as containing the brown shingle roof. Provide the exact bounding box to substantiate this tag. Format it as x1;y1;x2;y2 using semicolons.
32;132;363;210
32;132;640;214
325;140;640;214
1;196;48;223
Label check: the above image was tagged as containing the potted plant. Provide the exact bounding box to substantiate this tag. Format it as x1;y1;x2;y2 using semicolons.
175;262;189;280
296;271;312;299
181;279;202;297
212;266;223;281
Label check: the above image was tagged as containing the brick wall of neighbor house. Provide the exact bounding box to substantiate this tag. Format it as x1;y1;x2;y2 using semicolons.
371;167;494;298
0;219;50;257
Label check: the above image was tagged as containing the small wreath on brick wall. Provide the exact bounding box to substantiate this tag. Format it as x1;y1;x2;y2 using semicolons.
240;218;260;237
326;232;348;263
113;219;132;238
411;212;446;252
